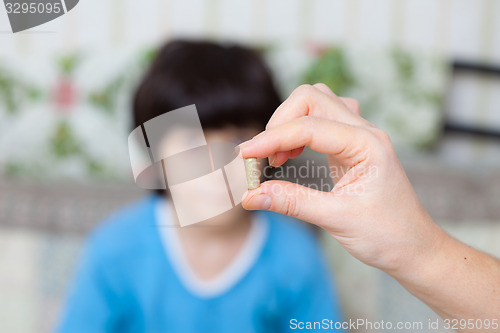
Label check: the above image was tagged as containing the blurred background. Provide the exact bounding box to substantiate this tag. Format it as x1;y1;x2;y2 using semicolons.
0;0;499;332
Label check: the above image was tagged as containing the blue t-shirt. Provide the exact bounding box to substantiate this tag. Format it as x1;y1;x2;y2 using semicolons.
58;195;344;333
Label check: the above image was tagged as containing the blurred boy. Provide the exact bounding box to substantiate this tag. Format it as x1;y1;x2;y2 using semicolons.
58;40;344;333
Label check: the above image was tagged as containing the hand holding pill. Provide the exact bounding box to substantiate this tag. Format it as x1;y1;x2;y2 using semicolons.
238;84;500;326
239;84;440;275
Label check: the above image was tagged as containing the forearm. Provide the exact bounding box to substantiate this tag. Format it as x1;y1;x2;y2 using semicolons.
392;226;500;332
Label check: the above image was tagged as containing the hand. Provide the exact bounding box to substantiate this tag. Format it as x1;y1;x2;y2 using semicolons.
240;84;500;329
240;84;447;275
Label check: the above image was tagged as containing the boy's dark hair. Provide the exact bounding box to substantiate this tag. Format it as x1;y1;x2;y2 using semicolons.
133;39;281;132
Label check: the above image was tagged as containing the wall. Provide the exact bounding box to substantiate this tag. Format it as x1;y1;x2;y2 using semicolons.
1;0;499;59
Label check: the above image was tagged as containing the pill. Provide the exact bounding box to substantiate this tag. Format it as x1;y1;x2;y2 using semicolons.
244;158;260;190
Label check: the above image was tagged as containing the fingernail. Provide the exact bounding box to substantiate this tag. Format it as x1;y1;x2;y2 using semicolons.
238;138;254;149
268;154;276;166
245;194;272;210
237;139;253;158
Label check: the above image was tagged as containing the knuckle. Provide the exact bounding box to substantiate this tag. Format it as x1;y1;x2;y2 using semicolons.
342;97;361;115
350;99;361;115
373;128;391;144
282;192;300;218
293;84;315;98
367;127;396;158
313;82;330;91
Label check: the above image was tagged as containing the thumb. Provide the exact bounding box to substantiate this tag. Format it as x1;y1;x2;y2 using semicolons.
241;180;339;227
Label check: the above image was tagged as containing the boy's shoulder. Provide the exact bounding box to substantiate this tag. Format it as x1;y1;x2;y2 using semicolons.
258;211;329;286
85;195;160;261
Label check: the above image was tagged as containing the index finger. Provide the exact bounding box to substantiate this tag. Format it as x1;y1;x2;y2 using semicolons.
266;84;365;131
240;116;371;168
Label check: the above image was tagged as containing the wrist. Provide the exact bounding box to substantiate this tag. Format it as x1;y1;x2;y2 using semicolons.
386;220;500;322
386;214;452;287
